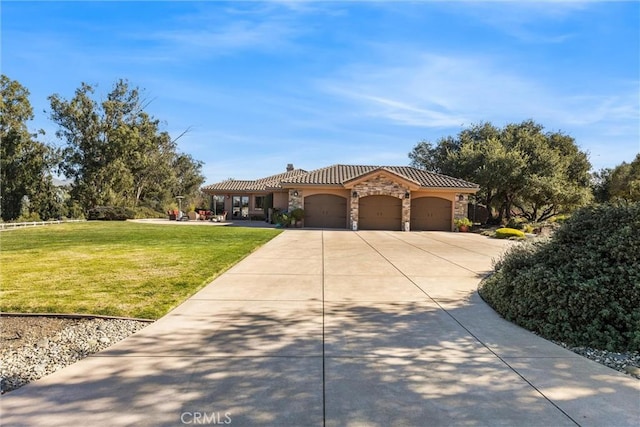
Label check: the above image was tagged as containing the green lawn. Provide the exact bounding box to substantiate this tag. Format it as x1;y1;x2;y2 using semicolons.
0;222;281;319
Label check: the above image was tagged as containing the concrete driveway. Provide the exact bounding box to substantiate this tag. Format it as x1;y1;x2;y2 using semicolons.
2;230;638;426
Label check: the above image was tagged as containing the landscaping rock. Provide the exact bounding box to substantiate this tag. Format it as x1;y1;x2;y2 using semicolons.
0;316;149;394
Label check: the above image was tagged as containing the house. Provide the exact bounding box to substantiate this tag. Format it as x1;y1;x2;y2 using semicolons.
201;164;479;231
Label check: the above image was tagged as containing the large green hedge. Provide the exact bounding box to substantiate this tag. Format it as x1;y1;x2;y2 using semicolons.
479;203;640;352
87;206;135;221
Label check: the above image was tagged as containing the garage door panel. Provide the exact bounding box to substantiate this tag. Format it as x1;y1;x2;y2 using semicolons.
411;197;451;231
304;194;347;228
359;195;402;231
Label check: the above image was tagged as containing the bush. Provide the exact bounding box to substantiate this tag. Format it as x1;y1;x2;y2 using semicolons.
480;202;640;352
454;217;473;228
133;207;165;219
550;214;570;223
17;212;42;222
495;228;525;239
272;210;290;227
505;217;527;230
87;206;135;221
290;208;304;221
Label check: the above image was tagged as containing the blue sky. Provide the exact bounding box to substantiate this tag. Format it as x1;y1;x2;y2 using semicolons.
2;1;639;184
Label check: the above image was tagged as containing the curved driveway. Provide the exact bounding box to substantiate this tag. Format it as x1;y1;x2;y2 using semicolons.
2;230;639;426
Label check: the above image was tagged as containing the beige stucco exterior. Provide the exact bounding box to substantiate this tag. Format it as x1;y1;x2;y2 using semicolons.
203;164;477;231
287;173;472;231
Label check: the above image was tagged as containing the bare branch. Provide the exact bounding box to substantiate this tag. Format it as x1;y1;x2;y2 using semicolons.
171;126;193;144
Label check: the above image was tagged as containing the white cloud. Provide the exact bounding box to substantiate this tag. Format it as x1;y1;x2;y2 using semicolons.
314;48;638;173
319;51;638;133
145;19;298;55
319;53;531;127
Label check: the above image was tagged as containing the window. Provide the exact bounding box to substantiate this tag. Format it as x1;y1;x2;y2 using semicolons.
211;195;225;215
232;196;249;218
255;195;265;210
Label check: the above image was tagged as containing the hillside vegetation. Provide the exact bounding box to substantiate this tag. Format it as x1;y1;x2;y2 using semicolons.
479;203;640;352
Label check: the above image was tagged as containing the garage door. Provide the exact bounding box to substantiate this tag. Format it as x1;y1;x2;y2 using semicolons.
411;197;452;231
304;194;347;228
358;195;402;231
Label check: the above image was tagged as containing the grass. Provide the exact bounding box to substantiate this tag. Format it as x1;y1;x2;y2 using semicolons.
0;222;281;319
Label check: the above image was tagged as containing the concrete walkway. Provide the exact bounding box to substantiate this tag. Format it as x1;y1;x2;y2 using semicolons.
2;231;638;426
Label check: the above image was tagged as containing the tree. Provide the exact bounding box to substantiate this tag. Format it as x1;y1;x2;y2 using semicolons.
593;154;640;203
506;122;592;222
171;153;205;200
409;120;592;223
49;79;204;213
591;168;613;203
0;75;61;221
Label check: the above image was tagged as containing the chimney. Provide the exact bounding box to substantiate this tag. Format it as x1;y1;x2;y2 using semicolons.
286;163;294;172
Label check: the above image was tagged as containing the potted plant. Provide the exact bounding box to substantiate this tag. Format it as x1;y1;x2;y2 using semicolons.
290;208;304;227
454;217;473;232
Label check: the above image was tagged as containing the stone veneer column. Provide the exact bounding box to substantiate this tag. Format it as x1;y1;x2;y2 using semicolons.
350;192;359;230
454;194;469;219
288;189;303;211
402;195;411;231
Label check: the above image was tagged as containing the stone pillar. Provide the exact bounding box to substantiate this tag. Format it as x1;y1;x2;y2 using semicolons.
288;189;302;211
350;191;359;231
454;194;469;219
402;195;411;231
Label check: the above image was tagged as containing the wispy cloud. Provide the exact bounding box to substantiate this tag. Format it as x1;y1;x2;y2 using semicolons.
437;0;589;43
131;2;322;59
319;50;638;133
319;53;530;127
144;19;299;55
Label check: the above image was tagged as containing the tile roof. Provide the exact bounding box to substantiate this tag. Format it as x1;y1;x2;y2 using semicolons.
202;169;308;192
202;164;478;192
282;165;479;189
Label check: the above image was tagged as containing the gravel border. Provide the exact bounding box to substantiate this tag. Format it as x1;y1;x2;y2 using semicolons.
551;340;640;379
1;317;150;394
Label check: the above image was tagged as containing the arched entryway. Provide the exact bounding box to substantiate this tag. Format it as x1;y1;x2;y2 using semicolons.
358;195;402;230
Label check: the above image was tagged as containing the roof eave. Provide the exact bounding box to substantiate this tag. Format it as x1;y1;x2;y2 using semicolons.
414;186;480;193
280;182;345;189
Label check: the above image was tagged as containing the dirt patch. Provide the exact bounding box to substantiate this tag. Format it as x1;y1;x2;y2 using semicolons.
1;316;85;349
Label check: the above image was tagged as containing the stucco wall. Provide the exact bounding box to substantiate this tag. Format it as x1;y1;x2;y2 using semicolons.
273;192;289;210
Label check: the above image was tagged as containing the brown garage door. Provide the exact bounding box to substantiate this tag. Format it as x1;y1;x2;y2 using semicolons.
358;195;402;231
411;197;452;231
304;194;347;228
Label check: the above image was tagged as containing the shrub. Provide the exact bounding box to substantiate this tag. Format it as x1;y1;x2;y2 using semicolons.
87;206;135;221
290;208;304;221
454;217;473;228
133;207;165;219
505;217;527;230
479;202;640;352
550;214;570;223
272;210;290;227
495;227;525;239
17;212;42;222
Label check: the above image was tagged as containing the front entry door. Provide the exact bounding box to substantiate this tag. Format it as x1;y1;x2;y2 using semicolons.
232;196;249;219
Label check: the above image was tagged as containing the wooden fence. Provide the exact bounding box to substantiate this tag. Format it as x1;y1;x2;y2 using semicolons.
0;219;85;230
